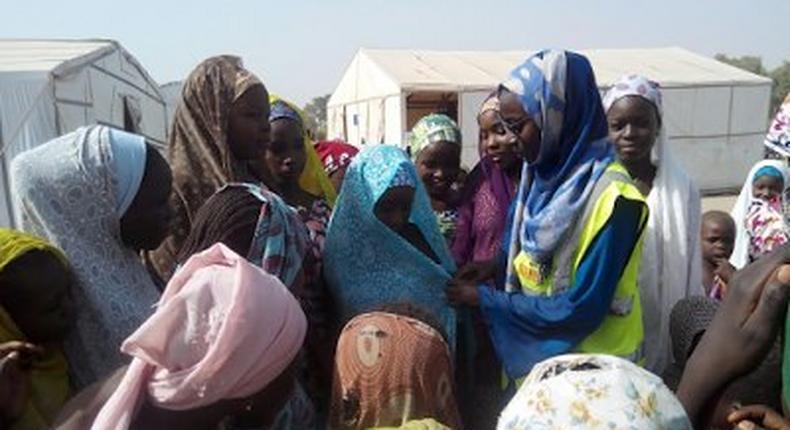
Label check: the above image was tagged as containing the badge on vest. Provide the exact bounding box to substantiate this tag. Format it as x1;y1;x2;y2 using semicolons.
513;251;551;292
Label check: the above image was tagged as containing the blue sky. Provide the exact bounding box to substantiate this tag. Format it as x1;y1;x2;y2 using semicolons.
3;1;788;105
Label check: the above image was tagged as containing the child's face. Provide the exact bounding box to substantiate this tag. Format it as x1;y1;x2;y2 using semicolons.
752;175;784;202
701;219;735;265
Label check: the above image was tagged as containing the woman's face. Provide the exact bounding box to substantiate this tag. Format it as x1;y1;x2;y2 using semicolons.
264;119;307;187
228;85;271;161
607;96;660;165
478;110;521;171
752;174;784;202
415;141;461;200
0;251;74;344
120;147;174;251
498;91;541;163
374;186;415;234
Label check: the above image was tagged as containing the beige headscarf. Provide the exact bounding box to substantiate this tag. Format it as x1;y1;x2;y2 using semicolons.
148;55;264;281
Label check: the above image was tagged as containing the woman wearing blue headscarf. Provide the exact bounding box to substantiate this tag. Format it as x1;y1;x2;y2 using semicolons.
324;145;459;348
447;50;649;384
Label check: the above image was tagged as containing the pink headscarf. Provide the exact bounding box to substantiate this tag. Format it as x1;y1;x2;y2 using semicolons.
92;243;307;429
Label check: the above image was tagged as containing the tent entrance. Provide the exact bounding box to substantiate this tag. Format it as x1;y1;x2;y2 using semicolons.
405;91;458;131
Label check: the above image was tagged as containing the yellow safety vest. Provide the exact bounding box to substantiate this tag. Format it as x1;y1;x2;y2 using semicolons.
513;161;648;364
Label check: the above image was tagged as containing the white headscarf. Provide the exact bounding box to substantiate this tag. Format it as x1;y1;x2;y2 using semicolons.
10;125;161;388
603;75;703;374
497;354;692;430
729;160;790;269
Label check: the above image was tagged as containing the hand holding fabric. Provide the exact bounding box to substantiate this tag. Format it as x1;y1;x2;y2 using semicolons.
0;341;40;424
728;404;790;430
453;260;497;284
446;279;480;307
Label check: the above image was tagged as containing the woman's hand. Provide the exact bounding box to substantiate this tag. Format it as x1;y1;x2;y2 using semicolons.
728;405;790;430
677;245;790;426
0;342;39;425
446;280;480;307
453;260;497;284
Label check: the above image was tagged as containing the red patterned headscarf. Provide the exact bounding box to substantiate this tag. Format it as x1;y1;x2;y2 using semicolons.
315;140;359;175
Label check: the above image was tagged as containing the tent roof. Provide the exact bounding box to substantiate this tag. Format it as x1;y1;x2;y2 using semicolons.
0;39;163;98
329;47;773;106
0;39;116;73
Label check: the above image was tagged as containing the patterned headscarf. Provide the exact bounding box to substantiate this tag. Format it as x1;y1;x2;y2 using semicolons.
0;229;70;429
502;50;613;290
765;93;790;156
149;55;264;281
407;114;462;160
10;125;162;388
324;146;457;346
268;95;338;206
330;312;462;430
315;140;359;175
175;183;309;290
497;354;692;430
92;244;307;429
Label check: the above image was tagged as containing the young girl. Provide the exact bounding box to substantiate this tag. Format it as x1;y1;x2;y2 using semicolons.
147;56;271;282
408;114;463;244
0;229;73;430
324;145;458;348
731;161;790;268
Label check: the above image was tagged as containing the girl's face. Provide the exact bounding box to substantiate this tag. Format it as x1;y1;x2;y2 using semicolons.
228;85;271;161
415;141;461;200
120;148;174;251
374;186;415;234
606;96;660;164
752;175;784;202
264;119;307;187
478;110;521;171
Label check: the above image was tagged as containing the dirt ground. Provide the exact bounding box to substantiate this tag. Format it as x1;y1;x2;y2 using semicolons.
701;194;738;213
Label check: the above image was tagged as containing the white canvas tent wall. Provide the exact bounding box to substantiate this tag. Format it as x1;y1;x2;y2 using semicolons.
328;47;773;193
0;39;168;227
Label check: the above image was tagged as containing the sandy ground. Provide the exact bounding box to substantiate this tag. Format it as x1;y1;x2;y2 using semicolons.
701;194;738;213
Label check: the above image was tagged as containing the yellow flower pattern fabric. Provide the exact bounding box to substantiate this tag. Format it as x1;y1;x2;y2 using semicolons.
497;354;691;430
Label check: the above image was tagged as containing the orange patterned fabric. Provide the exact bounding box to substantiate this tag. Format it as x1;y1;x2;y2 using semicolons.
329;312;461;430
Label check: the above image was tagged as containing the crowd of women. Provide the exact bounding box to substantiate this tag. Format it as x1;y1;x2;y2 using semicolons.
1;50;790;430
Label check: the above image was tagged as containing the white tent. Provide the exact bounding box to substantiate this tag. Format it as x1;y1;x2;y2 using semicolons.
328;47;773;193
159;80;183;132
0;39;168;227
